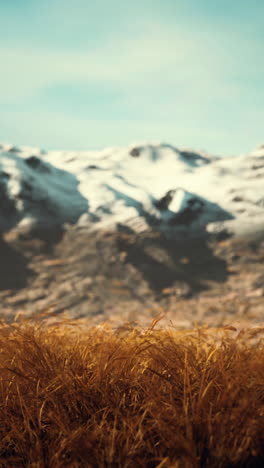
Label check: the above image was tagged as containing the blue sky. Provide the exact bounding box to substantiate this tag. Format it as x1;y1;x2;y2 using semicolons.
0;0;263;154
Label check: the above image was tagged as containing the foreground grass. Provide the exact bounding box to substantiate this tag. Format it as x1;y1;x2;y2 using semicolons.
0;317;263;467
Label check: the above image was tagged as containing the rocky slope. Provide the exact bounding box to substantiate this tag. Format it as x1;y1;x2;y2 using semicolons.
1;226;263;329
0;141;263;328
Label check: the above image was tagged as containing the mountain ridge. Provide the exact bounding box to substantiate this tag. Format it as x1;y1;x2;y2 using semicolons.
1;141;264;239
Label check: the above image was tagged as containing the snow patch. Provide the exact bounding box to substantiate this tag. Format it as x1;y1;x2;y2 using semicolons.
0;142;263;237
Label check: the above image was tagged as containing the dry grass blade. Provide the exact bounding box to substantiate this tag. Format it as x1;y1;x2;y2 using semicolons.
0;318;263;467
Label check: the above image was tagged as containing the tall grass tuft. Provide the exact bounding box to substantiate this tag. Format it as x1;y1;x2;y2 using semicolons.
0;317;263;467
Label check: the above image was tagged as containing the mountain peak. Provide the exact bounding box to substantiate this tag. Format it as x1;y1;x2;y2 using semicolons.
1;142;264;239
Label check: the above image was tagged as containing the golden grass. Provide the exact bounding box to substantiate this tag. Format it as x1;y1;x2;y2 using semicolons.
0;316;263;467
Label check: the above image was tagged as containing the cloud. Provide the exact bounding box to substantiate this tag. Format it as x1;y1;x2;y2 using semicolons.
0;20;255;104
0;10;263;155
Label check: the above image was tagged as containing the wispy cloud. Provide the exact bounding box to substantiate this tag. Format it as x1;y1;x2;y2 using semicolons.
0;1;263;154
1;21;257;102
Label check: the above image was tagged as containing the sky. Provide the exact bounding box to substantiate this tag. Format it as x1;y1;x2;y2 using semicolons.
0;0;263;155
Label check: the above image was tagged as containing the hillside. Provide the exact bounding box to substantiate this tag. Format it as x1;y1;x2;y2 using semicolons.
0;141;263;328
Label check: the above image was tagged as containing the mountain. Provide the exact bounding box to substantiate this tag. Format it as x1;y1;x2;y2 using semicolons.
1;141;264;239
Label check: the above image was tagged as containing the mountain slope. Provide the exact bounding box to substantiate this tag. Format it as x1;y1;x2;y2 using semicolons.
0;142;264;238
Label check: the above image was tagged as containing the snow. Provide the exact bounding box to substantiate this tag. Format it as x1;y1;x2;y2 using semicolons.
0;150;88;232
0;141;264;238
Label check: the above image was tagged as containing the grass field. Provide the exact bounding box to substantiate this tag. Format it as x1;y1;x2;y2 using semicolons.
0;315;263;467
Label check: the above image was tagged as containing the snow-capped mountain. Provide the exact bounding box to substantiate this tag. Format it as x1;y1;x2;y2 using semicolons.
0;141;264;238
